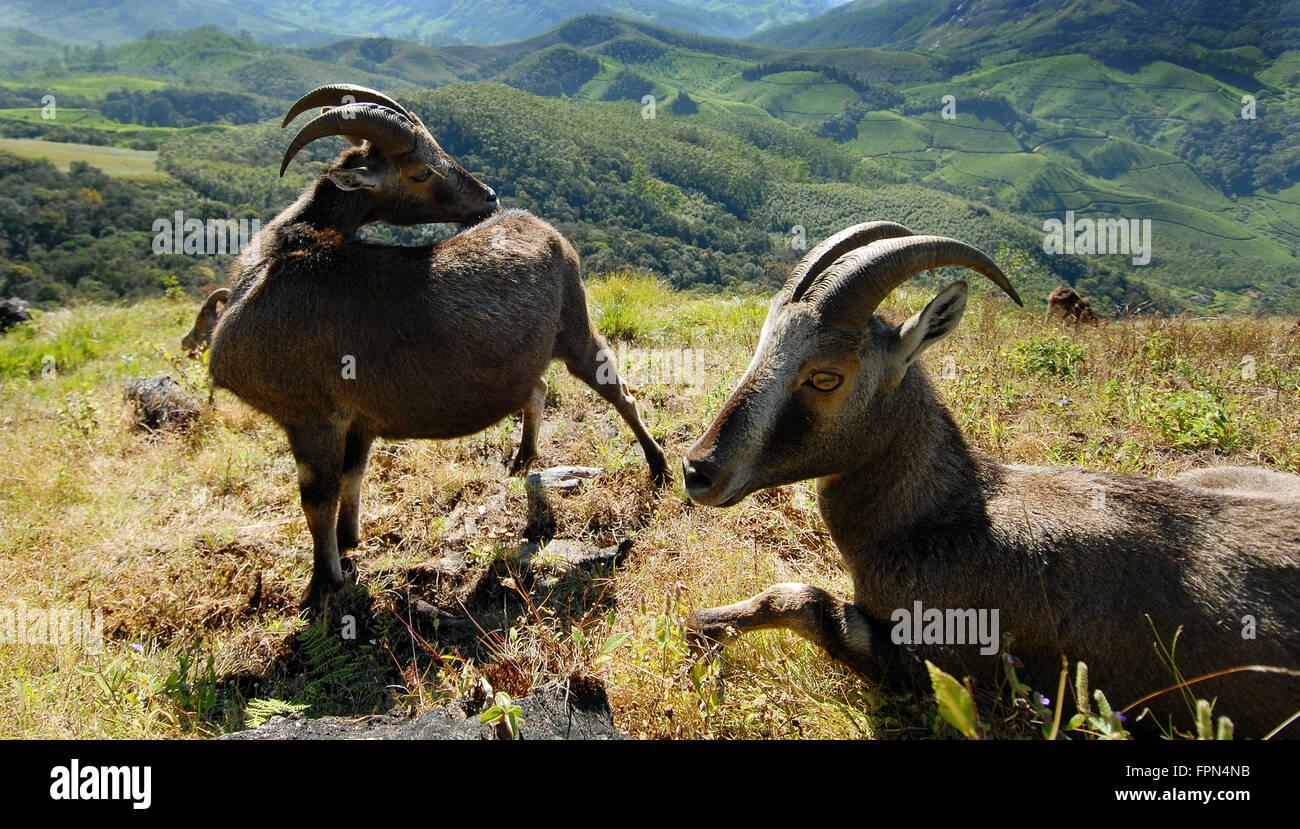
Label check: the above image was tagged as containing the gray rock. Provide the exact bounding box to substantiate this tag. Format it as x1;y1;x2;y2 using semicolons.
526;465;603;491
512;538;631;571
220;683;625;741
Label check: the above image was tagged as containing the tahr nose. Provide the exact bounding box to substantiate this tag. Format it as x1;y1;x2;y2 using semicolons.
484;187;497;203
682;457;715;495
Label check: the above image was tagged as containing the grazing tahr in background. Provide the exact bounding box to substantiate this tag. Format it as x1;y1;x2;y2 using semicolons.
205;84;668;608
1045;284;1098;324
181;288;229;357
682;221;1299;738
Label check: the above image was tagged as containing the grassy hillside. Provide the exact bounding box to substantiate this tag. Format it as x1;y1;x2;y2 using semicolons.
0;137;161;176
0;26;73;66
2;279;1297;739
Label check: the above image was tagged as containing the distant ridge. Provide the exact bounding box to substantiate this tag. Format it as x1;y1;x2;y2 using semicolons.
0;0;834;46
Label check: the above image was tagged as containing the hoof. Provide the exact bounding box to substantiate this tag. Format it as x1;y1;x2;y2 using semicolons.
685;609;737;654
298;571;348;612
298;588;324;613
648;458;671;489
508;453;536;476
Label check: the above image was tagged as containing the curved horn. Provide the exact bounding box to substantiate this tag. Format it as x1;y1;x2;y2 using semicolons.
182;288;231;354
811;235;1023;328
279;102;417;176
281;84;411;128
780;221;915;305
201;287;230;312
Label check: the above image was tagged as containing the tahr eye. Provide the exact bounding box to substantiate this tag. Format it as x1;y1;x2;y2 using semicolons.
411;167;434;183
806;371;842;392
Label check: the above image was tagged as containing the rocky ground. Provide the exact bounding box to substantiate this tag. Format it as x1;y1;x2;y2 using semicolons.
222;682;625;740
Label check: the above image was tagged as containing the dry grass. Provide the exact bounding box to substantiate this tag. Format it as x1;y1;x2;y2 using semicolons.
1;277;1297;739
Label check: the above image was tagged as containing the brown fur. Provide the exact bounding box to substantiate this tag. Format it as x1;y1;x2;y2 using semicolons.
1175;466;1300;499
684;243;1299;739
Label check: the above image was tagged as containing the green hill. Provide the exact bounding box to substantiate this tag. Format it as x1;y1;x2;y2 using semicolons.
464;16;1300;311
1;15;1297;312
751;0;1298;65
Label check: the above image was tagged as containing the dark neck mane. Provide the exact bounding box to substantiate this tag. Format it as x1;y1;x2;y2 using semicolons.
273;177;374;240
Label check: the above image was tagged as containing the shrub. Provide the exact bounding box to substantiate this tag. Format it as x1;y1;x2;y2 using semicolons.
1153;390;1241;450
1011;336;1087;378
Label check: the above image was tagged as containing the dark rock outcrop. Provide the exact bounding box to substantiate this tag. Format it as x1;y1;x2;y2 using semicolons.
123;375;200;432
221;682;625;741
0;297;31;333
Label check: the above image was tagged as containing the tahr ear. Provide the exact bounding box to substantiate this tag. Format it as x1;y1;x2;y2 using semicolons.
327;167;381;190
895;280;968;366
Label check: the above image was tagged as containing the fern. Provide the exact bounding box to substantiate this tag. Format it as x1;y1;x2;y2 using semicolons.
298;619;375;713
244;698;310;729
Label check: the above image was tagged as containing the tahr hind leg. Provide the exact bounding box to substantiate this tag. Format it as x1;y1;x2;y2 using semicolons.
336;426;373;552
560;328;669;485
508;377;547;475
